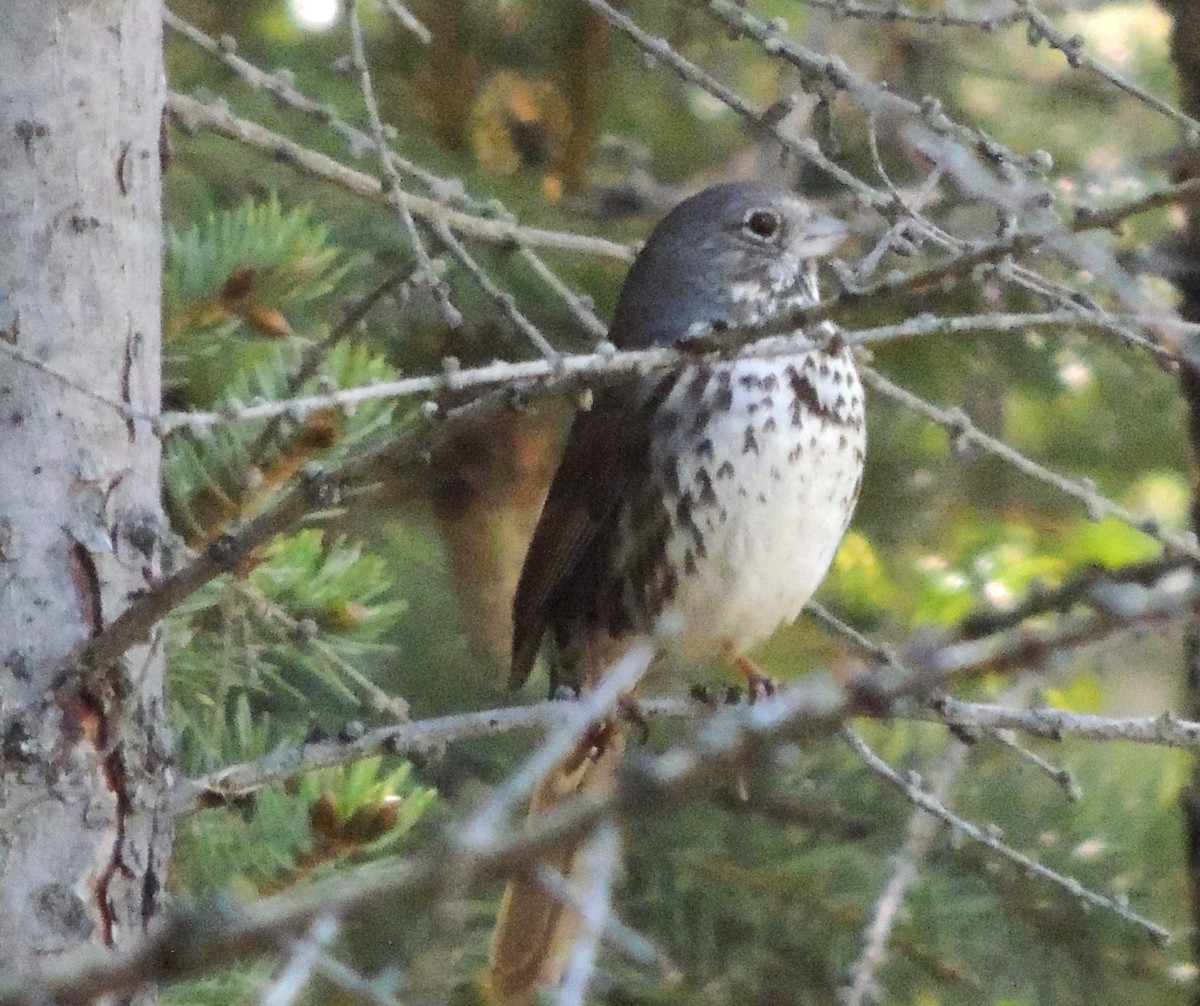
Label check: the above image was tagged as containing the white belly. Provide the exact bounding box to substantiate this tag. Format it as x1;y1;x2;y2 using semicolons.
651;351;865;655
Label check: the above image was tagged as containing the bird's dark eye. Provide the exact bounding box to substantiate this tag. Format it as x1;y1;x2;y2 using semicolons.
744;209;781;240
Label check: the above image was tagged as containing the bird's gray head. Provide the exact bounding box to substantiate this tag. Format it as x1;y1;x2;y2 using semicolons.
608;182;848;350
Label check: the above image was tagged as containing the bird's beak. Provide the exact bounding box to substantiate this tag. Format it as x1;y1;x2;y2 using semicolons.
796;212;850;259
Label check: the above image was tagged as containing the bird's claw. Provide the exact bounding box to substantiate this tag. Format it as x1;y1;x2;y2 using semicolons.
732;654;778;705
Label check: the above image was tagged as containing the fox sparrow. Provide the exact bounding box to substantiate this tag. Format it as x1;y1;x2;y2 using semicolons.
491;181;865;1002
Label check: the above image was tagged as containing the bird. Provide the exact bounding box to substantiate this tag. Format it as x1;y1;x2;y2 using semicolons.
488;181;866;1003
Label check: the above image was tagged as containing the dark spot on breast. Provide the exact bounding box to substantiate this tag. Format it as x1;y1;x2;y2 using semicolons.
787;366;824;427
770;466;781;481
691;407;711;435
683;549;697;575
763;373;778;392
839;433;847;449
763;416;777;433
686;366;712;402
713;386;733;411
716;460;735;479
788;445;803;463
676;492;694;527
757;492;768;504
740;373;762;390
696;438;713;460
743;426;759;455
661;460;682;497
696;467;718;506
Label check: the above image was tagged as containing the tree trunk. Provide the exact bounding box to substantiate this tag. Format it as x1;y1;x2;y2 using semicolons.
1160;4;1200;1001
0;0;168;969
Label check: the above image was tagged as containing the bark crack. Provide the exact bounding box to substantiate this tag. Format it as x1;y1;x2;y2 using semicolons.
96;733;133;946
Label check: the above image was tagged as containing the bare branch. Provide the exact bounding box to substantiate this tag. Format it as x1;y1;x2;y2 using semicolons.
158;308;1198;436
1018;1;1200;137
379;0;431;45
533;865;681;983
578;0;891;209
432;220;560;359
261;916;338;1006
166;92;632;260
557;823;621;1006
696;0;1043;175
843;740;970;1006
173;702;577;817
800;0;1024;31
164;8;628;341
461;643;655;848
842;728;1171;943
861;367;1200;560
231;582;409;721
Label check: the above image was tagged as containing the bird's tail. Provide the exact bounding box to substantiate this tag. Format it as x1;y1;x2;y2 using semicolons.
488;729;625;1005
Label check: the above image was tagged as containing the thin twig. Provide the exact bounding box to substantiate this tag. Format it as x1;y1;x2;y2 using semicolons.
861;366;1200;560
166;92;631;260
261;915;339;1006
842;728;1171;943
843;739;970;1006
1018;1;1200;138
578;0;891;210
432;221;560;360
379;0;431;45
557;823;621;1006
345;0;454;324
460;643;655;849
533;864;681;982
800;0;1024;31
232;582;409;722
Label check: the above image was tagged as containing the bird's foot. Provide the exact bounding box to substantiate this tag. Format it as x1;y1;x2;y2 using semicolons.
583;719;620;762
731;653;778;704
616;693;651;745
689;683;744;707
559;695;646;775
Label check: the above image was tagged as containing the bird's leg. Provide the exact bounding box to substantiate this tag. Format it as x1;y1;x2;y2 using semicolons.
723;643;778;704
559;693;648;776
564;720;619;773
616;693;651;745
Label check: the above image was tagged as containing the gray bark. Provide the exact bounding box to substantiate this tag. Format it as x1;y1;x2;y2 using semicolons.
0;0;169;968
1159;3;1200;999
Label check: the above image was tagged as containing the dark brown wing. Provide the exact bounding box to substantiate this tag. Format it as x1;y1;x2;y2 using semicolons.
509;386;649;689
